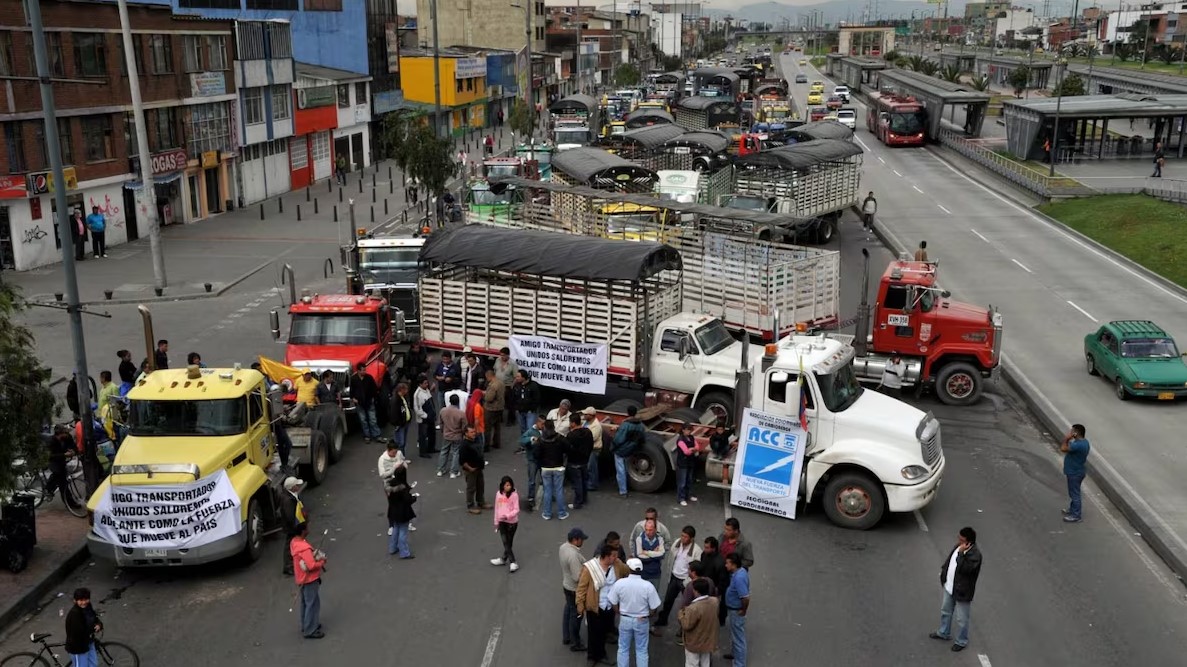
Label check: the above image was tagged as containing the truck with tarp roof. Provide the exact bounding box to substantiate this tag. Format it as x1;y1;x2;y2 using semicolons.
673;96;739;132
550;94;601;150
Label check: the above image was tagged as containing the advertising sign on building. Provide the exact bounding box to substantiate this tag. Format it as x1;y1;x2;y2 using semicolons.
190;72;227;97
508;335;608;394
0;175;27;199
729;407;807;519
133;148;188;177
373;90;405;115
298;85;337;109
385;22;400;74
26;167;77;195
455;57;487;79
91;470;242;550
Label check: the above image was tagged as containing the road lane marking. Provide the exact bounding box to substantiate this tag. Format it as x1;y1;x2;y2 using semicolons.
893;169;903;177
978;655;993;667
937;204;951;214
480;626;501;667
1066;300;1098;322
1011;259;1033;273
855;137;872;152
877;156;886;163
970;229;990;243
925;151;1187;308
913;510;930;532
912;185;924;194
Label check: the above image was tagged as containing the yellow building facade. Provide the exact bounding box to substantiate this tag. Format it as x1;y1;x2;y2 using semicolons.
399;53;489;135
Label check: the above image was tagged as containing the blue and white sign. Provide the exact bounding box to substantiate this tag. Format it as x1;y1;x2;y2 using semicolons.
729;407;807;519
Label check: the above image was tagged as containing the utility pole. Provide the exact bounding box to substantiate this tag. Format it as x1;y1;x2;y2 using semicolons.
23;0;101;494
430;0;444;138
1050;0;1080;177
576;0;583;94
117;0;166;292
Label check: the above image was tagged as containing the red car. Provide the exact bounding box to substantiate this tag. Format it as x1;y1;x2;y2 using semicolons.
826;96;843;110
809;106;829;121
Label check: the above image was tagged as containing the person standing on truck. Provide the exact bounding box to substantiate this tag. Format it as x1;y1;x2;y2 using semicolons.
291;522;327;638
296;370;319;407
437;393;467;478
433;351;462;412
482;369;506;450
64;587;101;666
565;413;593;510
1061;424;1091;523
929;526;982;652
861;191;877;232
414;375;436;458
879;353;906;399
494;348;518;425
512;370;541;433
914;240;929;262
350;363;384;444
280;477;308;576
317;370;340;406
612;406;647;497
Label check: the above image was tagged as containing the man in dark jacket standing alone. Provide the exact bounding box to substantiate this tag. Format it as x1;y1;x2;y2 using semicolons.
929;526;982;652
460;426;489;514
512;370;541;433
565;413;593;510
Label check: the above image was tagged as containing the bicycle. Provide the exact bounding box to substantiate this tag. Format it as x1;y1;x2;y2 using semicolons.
13;453;87;519
0;630;139;666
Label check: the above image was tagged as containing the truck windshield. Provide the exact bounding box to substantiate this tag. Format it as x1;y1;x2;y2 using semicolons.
1122;338;1180;358
485;164;520;179
359;248;419;286
695;320;735;355
815;364;864;412
469;188;510;206
725;195;769;212
289;314;378;345
555;129;590;145
128;398;247;436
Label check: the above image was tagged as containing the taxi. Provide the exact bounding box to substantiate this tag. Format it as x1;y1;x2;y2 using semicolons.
807;91;823;105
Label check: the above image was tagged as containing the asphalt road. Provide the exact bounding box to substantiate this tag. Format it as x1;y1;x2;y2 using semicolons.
782;53;1187;578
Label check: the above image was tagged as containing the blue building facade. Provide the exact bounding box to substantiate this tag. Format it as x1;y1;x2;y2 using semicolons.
486;51;518;126
95;0;367;74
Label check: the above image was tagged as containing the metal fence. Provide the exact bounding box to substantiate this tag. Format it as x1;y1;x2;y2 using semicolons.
936;128;1095;198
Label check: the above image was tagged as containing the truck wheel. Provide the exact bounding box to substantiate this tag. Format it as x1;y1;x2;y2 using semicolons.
1085;354;1099;376
604;398;644;414
694;391;734;426
327;420;346;464
628;435;670;494
814;218;837;245
935;362;982;406
669;407;707;425
239;498;264;565
822;472;885;530
302;432;328;486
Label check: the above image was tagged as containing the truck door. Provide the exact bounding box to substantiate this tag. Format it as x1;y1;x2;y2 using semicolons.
650;328;701;393
247;386;273;467
762;369;829;453
871;283;928;356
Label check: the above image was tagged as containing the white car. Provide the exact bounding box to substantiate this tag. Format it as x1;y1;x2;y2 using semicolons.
835;108;857;130
833;85;850;103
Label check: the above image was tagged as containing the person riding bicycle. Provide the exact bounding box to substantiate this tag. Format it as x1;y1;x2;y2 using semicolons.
65;587;102;666
47;425;82;511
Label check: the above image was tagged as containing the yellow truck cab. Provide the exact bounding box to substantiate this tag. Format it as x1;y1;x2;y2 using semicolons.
597;202;678;242
86;366;280;567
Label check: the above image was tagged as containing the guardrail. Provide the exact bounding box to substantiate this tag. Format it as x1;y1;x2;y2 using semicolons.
936;127;1095;198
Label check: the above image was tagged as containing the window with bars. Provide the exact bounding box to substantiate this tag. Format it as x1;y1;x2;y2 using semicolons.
207;35;228;70
81;115;114;162
243;87;265;125
74;33;106;77
24;32;66;78
290;136;308;169
237;23;265;60
5;123;26;173
187;102;230;155
118;34;144;76
32;119;73;168
149;35;173;74
183;35;202;72
355;82;368;105
179;0;239;7
271;85;291;121
267;23;292;59
337;84;350;108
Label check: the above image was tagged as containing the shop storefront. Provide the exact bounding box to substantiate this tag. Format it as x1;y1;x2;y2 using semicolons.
184;150;233;221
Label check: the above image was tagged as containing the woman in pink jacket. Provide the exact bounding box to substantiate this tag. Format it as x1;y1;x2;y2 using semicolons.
490;475;520;572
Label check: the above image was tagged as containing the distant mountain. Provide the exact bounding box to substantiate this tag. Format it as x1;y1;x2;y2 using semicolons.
705;0;966;25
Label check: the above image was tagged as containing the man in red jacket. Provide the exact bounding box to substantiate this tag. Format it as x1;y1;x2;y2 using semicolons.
291;522;327;639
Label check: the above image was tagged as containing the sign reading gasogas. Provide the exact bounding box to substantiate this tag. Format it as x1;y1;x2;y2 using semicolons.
509;334;608;394
729;407;807;519
92;470;241;549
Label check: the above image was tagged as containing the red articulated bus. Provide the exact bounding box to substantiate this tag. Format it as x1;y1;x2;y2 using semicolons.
866;91;927;147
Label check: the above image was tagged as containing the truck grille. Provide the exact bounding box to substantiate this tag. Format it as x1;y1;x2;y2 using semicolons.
921;426;942;468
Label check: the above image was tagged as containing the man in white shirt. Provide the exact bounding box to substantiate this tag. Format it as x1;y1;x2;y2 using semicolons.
413;376;436;459
547;399;573;436
880;353;906;399
609;558;661;667
655;525;703;630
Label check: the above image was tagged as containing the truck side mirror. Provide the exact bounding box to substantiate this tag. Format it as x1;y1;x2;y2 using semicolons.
391;309;407;345
269;310;281;341
678;336;691;360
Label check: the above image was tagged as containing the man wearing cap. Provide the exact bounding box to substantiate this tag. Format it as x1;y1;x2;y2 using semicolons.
279;477;308;576
295;370;319;407
608;557;662;667
560;528;588;651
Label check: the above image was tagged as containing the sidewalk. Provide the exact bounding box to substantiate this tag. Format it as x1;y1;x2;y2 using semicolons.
0;505;89;636
7;128;520;307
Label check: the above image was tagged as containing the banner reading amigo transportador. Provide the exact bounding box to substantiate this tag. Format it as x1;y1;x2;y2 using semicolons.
729;407;807;519
92;470;242;550
509;334;608;394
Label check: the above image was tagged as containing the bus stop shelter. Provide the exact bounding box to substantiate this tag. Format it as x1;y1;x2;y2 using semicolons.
1003;94;1187;161
870;68;991;138
835;56;890;95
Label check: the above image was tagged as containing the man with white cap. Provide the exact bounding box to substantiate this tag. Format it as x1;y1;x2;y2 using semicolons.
608;557;661;667
279;477;308;576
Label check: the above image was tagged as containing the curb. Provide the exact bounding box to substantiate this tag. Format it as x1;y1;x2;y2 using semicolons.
70;256;278;308
882;148;1187;587
0;541;90;634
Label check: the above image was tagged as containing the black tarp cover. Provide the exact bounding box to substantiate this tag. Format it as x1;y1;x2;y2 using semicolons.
735;139;862;170
552;147;656;184
614;123;687;148
786;120;855;141
624;108;676;128
663;130;730;154
419;224;682;282
550;94;598;114
677;96;737;113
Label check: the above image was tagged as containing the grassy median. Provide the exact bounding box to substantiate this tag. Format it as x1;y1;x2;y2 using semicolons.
1039;194;1187;289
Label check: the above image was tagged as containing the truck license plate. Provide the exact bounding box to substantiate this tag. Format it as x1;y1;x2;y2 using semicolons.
144;549;167;558
887;314;909;326
1158;392;1175;400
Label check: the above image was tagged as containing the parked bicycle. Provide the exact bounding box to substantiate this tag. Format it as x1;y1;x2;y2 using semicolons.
13;452;87;519
0;630;139;666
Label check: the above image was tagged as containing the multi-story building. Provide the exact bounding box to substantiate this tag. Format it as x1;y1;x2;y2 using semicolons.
290;63;373;191
416;0;546;54
399;49;489;135
0;0;236;271
450;46;519;125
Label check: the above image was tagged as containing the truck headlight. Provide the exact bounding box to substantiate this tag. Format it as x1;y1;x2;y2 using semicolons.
901;465;929;481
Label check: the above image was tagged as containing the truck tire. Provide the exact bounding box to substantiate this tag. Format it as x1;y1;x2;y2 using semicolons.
629;434;670;494
822;472;885;530
814;217;837;245
327;419;346;464
604;398;644;414
669;407;707;425
694;390;734;425
935;362;982;406
302;431;329;486
239;498;264;565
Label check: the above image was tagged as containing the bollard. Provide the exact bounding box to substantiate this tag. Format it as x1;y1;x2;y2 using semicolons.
154;287;163;297
297;204;302;221
401;172;406;186
389;166;394;181
54;292;63;302
390;179;394;195
370;206;375;223
333;205;338;222
104;290;113;300
306;186;311;202
339;187;344;203
328;178;333;192
402;210;408;225
372;188;376;203
358;177;363;194
279;197;284;214
384;199;389;216
372;172;376;188
259;204;264;220
204;283;213;293
314;198;319;214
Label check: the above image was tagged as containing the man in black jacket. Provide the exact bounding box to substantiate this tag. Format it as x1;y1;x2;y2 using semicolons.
459;427;489;515
512;370;541;433
349;363;384;444
565;413;593;510
64;587;101;664
929;526;983;652
534;419;569;520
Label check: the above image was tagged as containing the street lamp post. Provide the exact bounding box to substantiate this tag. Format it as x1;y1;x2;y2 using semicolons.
430;0;443;137
1049;0;1080;177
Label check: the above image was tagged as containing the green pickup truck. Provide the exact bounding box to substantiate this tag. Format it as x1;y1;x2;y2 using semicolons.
1084;320;1187;401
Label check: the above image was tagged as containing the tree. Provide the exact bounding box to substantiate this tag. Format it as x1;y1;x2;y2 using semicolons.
1113;42;1134;62
615;63;641;87
970;74;991;91
1007;64;1031;97
1053;72;1085;97
907;55;926;72
659;54;682;72
940;64;963;83
1153;43;1180;65
0;282;57;497
508;97;533;142
918;61;940;77
883;50;901;63
378;109;424;172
